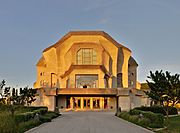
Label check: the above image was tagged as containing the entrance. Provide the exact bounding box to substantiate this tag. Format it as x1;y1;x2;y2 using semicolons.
84;98;90;108
93;98;100;109
67;97;116;110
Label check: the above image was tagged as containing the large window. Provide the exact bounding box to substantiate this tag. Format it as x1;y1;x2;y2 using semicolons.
77;48;97;65
76;75;98;88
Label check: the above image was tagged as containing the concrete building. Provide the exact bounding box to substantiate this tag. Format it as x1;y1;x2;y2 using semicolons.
33;31;150;111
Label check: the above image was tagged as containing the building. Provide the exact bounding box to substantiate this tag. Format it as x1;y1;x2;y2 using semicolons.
33;31;150;111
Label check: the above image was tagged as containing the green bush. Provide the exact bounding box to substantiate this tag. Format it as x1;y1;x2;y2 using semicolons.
39;116;51;123
134;106;178;115
0;113;18;133
138;118;151;127
0;106;59;133
15;112;35;123
118;110;164;128
129;109;142;115
142;111;164;128
33;108;48;115
45;111;60;119
18;120;41;133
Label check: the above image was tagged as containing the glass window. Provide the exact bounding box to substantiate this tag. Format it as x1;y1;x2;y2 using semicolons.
76;48;97;65
76;75;98;88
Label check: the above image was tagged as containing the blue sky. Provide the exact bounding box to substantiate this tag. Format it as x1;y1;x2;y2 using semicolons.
0;0;180;88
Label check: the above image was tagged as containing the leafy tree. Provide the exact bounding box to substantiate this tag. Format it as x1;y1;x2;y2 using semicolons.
141;83;150;90
145;70;180;120
0;80;5;103
19;87;37;106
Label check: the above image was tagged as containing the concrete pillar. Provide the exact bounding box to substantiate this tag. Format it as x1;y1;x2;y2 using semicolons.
100;98;104;109
107;97;110;109
81;97;84;109
70;97;74;109
90;98;93;109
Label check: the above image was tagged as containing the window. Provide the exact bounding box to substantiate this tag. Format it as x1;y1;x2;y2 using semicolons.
77;48;97;65
75;75;98;88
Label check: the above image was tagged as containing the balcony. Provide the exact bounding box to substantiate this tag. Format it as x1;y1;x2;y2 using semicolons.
45;88;117;96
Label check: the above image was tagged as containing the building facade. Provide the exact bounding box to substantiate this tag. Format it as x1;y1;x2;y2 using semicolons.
33;31;150;111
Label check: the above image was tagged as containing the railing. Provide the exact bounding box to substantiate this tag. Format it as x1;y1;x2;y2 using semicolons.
45;88;117;96
43;87;146;97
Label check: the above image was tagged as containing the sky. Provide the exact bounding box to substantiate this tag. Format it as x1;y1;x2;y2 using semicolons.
0;0;180;88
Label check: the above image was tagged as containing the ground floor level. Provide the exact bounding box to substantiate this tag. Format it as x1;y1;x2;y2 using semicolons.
58;96;116;110
32;88;151;111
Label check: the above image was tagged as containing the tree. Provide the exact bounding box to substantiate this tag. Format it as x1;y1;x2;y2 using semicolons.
19;87;37;106
145;70;180;120
0;80;5;103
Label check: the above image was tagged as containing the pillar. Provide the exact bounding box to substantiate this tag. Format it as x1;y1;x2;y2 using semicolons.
100;98;104;109
90;98;93;109
70;97;74;109
81;97;84;109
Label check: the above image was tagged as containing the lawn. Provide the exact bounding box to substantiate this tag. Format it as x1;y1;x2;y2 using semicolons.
0;104;60;133
157;116;180;133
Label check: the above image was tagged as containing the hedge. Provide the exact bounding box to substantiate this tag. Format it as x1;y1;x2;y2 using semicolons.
118;110;164;128
14;107;48;123
134;106;178;115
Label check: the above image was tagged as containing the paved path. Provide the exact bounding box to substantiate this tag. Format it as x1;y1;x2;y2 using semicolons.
27;111;153;133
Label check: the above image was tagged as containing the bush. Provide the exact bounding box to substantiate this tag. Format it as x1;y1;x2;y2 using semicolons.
142;111;164;128
18;120;41;133
0;113;18;133
138;118;151;127
15;112;35;123
134;106;178;115
39;116;51;123
14;107;48;123
129;109;142;115
45;111;60;119
118;110;164;128
33;108;48;115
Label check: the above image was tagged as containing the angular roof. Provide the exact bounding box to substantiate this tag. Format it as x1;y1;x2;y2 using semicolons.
128;56;138;66
43;31;131;52
36;57;46;67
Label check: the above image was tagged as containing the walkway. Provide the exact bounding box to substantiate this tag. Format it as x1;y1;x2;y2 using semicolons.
27;111;153;133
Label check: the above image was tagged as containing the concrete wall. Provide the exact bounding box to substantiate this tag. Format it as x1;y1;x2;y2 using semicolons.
34;32;136;90
58;96;66;109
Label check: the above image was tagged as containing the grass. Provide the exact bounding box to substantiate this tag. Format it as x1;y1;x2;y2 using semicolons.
156;116;180;133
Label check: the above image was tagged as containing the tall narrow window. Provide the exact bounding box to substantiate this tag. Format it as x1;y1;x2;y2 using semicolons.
76;48;97;65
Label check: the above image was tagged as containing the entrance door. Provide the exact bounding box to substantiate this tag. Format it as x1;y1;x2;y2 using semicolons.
93;98;100;109
83;98;90;109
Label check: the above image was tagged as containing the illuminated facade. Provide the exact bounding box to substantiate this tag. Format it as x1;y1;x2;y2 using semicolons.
33;31;150;111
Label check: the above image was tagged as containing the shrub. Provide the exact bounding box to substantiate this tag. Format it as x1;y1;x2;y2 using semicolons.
14;112;35;123
33;108;48;115
138;118;151;127
39;116;51;123
0;112;18;133
134;106;178;115
129;109;142;115
118;109;164;128
18;120;41;133
142;111;164;128
45;111;60;119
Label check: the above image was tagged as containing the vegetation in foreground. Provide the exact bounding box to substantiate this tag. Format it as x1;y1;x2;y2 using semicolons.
116;106;179;131
0;105;60;133
0;80;60;133
144;70;180;120
156;115;180;133
116;108;165;128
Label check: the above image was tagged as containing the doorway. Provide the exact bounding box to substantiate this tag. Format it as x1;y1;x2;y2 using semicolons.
84;98;90;108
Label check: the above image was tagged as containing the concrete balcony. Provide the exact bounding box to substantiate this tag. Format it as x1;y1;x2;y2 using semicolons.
44;88;117;96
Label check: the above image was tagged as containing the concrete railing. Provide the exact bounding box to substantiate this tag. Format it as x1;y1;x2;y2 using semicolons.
44;88;117;96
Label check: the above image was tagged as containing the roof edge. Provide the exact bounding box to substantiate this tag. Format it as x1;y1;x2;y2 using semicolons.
43;31;131;53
